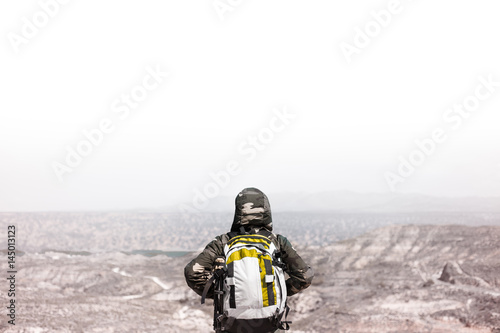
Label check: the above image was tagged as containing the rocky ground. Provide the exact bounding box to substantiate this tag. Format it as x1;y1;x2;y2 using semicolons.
0;224;499;332
296;225;500;332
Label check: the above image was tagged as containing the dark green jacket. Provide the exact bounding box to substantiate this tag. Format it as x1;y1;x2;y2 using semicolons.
184;232;313;298
184;188;313;299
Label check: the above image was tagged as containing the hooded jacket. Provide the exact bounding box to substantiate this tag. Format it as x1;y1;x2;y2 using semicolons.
184;188;314;298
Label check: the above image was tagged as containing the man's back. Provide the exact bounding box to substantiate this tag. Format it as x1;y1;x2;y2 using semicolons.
184;187;314;332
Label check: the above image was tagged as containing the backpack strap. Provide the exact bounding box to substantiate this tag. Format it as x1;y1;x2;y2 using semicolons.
276;304;292;330
259;231;287;269
226;231;239;241
225;227;248;243
257;228;272;237
273;252;287;270
201;274;216;304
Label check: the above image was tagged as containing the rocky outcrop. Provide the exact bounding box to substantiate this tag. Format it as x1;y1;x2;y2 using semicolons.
439;262;457;284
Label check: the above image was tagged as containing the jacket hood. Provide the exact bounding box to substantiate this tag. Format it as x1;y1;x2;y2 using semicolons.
230;187;273;232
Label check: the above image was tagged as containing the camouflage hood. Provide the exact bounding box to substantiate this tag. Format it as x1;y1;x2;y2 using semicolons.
230;187;273;232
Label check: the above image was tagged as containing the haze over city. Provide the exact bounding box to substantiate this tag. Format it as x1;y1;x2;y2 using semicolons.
1;1;500;212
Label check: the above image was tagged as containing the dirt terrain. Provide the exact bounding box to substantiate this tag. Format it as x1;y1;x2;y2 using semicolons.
1;224;499;332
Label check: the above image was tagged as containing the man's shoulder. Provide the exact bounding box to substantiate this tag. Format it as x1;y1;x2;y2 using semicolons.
267;233;290;250
210;233;230;245
219;233;230;242
275;233;289;245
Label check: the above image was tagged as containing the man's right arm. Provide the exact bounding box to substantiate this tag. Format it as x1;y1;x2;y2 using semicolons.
277;234;314;296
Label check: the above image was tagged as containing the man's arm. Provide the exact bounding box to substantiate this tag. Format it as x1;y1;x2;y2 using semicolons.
184;236;225;298
277;234;314;296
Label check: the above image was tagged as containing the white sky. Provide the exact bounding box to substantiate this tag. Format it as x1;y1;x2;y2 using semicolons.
1;0;500;211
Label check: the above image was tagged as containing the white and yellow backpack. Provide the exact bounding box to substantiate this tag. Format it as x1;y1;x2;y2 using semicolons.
203;229;290;332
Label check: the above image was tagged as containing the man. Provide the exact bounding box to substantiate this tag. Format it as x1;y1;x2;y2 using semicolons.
185;187;314;332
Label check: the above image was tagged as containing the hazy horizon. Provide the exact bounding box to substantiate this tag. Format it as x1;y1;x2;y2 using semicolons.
1;190;500;213
2;1;500;212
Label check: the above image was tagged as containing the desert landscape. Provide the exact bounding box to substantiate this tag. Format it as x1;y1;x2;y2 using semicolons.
1;211;499;332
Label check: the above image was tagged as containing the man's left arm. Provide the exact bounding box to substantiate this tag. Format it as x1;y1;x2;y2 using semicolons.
184;236;224;298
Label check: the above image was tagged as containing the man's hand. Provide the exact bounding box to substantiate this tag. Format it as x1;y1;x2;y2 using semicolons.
213;256;226;271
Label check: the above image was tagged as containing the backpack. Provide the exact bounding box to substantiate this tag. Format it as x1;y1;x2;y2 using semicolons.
202;229;290;333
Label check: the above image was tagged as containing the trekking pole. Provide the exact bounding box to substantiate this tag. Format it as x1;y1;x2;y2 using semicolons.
213;271;222;332
213;257;226;332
